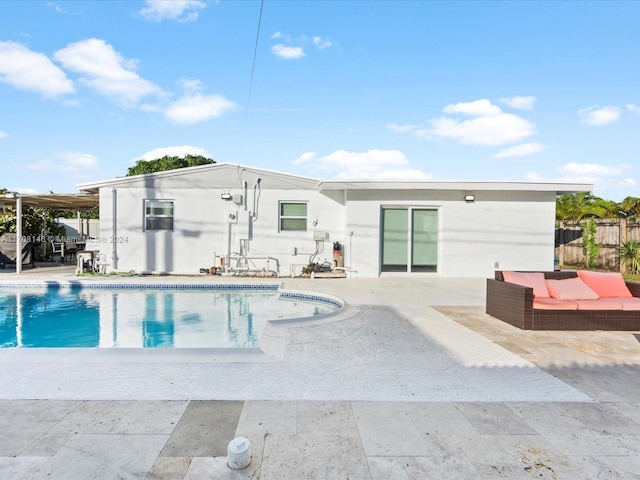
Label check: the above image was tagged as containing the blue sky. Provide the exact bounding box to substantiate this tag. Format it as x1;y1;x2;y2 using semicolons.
1;0;638;201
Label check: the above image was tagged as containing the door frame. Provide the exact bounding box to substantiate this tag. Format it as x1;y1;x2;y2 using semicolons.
379;206;440;274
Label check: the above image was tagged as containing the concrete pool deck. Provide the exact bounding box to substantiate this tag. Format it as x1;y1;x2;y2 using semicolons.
1;266;640;478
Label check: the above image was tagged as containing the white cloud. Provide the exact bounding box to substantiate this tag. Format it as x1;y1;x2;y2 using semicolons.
627;104;640;115
271;44;305;60
426;113;535;146
0;130;7;138
53;38;164;106
271;32;291;41
48;2;68;13
498;96;537;110
386;123;417;133
442;99;502;116
578;105;621;126
557;162;637;194
178;78;203;93
312;36;332;50
139;0;206;22
403;99;537;146
139;103;163;113
292;149;433;180
492;142;546;159
523;171;545;181
557;162;630;180
0;41;74;97
525;164;637;197
9;187;40;195
270;31;333;59
136;145;211;162
164;93;236;124
292;152;317;164
25;151;98;172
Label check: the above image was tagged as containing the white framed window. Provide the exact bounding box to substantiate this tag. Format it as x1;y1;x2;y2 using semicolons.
144;199;174;231
279;202;307;231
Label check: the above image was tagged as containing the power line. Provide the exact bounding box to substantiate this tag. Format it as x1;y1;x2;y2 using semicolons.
246;0;264;126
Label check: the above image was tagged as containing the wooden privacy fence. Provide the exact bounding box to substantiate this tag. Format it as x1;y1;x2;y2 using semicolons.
556;219;640;271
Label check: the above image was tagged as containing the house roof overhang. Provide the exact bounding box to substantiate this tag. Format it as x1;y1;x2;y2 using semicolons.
76;163;321;192
317;180;593;195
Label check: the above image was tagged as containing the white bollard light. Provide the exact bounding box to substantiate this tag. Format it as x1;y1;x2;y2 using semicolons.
227;436;251;470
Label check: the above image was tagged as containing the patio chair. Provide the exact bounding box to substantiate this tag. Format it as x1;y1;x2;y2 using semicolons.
64;241;78;264
51;241;65;263
93;253;108;274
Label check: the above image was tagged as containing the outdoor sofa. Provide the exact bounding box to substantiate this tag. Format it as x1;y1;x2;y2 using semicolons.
486;270;640;330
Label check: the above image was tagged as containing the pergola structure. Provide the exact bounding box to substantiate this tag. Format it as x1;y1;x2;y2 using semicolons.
1;193;99;274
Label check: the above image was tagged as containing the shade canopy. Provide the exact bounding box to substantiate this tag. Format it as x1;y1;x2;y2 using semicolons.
1;193;99;210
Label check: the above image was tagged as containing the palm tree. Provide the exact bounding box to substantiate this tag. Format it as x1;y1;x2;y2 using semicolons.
620;239;640;274
618;196;640;221
556;193;618;222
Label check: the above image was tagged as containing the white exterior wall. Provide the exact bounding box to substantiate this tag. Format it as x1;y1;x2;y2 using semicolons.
87;165;576;279
99;187;344;275
344;189;557;278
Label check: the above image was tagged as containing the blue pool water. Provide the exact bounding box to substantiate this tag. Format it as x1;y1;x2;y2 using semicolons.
0;287;340;348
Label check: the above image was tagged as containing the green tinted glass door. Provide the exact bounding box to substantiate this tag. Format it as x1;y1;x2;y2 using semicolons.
411;209;438;272
381;209;408;272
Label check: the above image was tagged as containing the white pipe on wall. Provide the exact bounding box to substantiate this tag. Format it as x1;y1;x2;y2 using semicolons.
111;189;117;271
16;195;22;275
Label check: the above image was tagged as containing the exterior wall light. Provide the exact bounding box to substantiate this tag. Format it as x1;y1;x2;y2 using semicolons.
464;194;475;203
221;193;232;200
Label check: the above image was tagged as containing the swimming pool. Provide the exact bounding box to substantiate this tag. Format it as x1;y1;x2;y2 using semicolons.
0;283;341;348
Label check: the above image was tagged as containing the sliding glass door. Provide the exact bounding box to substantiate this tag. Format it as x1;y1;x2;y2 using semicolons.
381;209;408;272
381;208;438;273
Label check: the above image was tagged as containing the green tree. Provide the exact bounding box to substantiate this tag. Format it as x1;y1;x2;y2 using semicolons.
618;196;640;221
0;204;66;241
556;193;619;221
127;155;215;176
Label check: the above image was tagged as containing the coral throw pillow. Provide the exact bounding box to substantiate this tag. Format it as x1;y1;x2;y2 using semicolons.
576;270;633;298
546;277;600;300
502;271;550;298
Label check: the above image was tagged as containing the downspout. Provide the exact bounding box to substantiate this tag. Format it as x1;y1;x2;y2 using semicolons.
16;195;22;275
226;221;232;274
111;189;117;271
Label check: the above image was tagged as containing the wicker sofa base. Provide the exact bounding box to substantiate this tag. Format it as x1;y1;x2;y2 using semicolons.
486;271;640;331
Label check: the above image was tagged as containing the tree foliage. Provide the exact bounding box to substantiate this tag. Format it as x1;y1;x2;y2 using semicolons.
0;204;66;239
556;193;633;221
619;196;640;220
580;218;600;270
127;155;215;176
620;239;640;274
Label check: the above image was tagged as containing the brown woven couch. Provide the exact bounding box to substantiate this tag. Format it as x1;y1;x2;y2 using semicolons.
486;270;640;330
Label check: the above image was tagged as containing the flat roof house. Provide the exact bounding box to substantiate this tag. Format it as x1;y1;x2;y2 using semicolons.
77;163;591;278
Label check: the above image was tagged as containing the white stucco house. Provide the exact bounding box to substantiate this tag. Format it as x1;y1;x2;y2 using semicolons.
76;163;591;278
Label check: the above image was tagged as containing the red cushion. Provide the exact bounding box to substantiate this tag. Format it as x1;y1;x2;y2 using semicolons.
574;300;622;310
533;298;578;310
577;271;633;298
546;277;599;300
619;298;640;311
502;271;550;298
